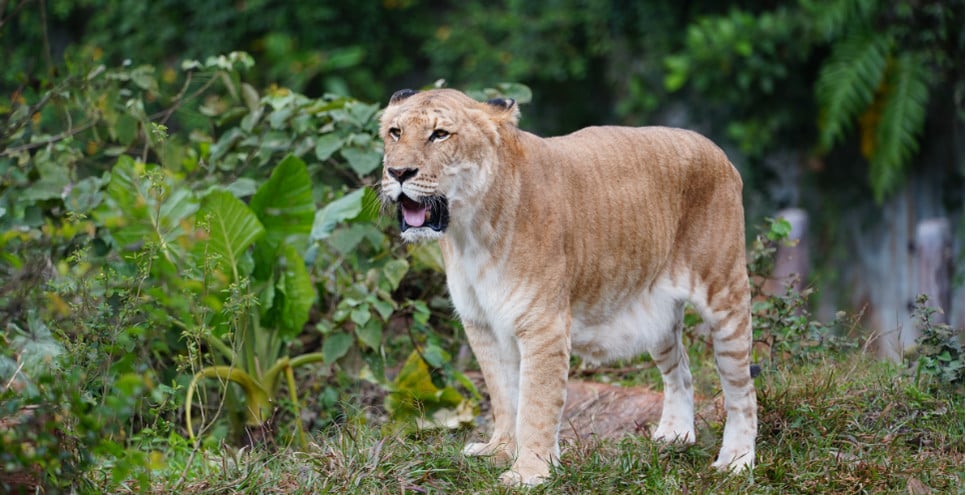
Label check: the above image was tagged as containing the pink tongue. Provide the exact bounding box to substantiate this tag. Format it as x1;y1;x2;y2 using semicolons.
403;204;428;227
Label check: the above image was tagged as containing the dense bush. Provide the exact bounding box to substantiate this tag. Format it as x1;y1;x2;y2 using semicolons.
0;49;505;490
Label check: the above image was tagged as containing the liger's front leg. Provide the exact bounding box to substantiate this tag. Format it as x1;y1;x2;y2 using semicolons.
461;320;520;464
500;316;571;486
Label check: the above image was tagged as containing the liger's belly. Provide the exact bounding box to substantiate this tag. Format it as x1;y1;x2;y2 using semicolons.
569;276;690;364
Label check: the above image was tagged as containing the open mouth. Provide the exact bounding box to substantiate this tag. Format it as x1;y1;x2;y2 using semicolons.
397;194;449;233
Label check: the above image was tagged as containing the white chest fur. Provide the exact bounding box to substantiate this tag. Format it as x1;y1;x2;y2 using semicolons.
443;239;534;339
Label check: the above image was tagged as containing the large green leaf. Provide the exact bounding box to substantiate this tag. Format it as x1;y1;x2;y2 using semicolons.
322;331;353;363
328;223;384;255
385;350;472;428
340;146;382;176
310;187;368;241
250;154;316;279
267;243;316;340
314;134;344;161
199;190;265;280
250;154;315;244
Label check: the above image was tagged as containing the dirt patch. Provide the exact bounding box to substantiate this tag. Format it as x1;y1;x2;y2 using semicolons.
560;380;665;441
466;372;724;443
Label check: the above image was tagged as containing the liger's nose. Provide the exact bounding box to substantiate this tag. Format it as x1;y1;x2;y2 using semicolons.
387;167;418;183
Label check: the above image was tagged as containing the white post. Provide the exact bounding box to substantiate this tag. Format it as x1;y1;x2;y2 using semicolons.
913;218;952;328
764;208;809;295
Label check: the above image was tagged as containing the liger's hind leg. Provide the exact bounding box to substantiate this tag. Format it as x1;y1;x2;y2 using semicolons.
651;302;696;444
708;299;757;471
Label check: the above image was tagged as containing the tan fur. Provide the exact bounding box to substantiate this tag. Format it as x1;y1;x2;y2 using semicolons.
379;89;757;486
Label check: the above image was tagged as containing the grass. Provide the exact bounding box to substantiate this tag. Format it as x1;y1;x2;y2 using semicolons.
85;353;962;494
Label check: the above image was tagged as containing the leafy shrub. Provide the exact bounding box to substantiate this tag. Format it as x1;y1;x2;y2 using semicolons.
0;238;168;493
748;217;856;366
908;294;965;387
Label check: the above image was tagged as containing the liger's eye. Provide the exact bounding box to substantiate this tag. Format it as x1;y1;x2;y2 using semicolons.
388;128;401;141
430;129;450;142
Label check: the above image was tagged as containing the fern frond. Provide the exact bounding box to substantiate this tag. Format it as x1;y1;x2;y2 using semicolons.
815;31;891;150
801;0;880;40
868;53;931;202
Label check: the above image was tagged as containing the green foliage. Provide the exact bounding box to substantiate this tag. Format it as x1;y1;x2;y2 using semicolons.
0;43;451;487
385;350;477;430
867;53;931;202
801;0;880;40
7;0;958;208
182;155;323;447
746;217;792;279
201;86;384;180
665;8;803;97
815;31;890;151
814;22;933;202
809;0;957;201
663;6;810;158
664;0;960;202
0;223;180;492
747;218;856;366
420;0;687;133
424;2;610;84
908;294;965;387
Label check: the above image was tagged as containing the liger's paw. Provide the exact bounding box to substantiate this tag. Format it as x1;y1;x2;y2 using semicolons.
498;464;550;487
651;422;696;445
463;441;514;465
712;447;755;473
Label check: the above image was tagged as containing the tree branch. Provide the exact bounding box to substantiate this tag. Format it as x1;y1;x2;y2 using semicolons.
0;119;96;157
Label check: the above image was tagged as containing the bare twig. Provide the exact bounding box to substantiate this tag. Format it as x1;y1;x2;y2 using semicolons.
147;71;218;124
2;360;25;392
0;86;55;146
154;71;195;125
137;72;219;163
172;445;198;491
0;119;97;157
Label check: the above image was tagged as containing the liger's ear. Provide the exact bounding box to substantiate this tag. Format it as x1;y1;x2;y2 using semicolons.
484;97;520;125
389;89;418;105
485;97;515;111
